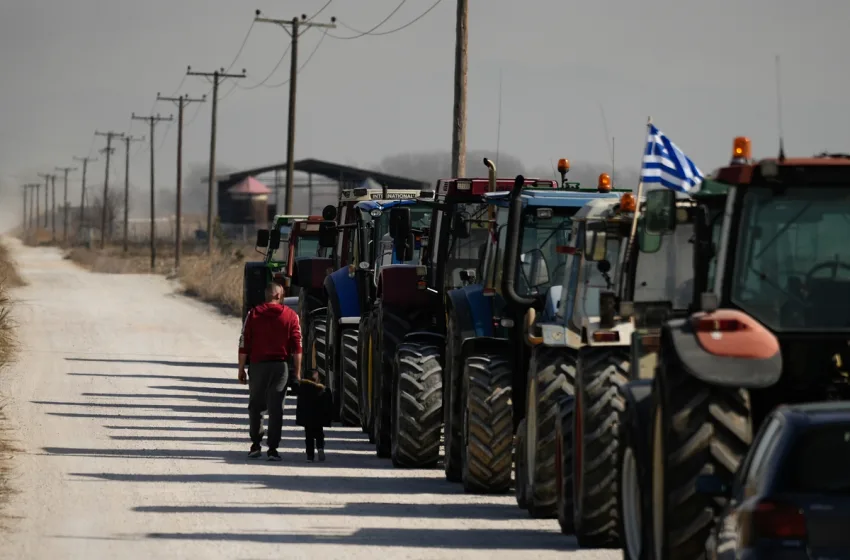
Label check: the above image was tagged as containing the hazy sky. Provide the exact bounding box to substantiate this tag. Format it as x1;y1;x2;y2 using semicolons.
1;0;848;228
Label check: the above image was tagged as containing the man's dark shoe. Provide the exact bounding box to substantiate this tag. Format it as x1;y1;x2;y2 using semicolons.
248;444;262;459
318;449;326;462
267;448;282;462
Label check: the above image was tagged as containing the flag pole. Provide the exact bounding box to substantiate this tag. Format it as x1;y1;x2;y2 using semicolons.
628;116;652;242
619;116;652;293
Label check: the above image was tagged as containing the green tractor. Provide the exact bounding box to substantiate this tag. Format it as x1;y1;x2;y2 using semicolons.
633;139;850;559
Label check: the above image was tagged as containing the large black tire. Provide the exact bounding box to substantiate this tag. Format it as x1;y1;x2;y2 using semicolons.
617;391;651;560
372;303;429;458
357;313;375;438
573;346;629;548
324;302;340;421
555;394;575;535
391;341;443;468
340;327;360;427
514;419;529;509
311;314;329;385
525;347;576;519
649;347;752;560
461;353;513;494
443;312;464;483
298;290;325;380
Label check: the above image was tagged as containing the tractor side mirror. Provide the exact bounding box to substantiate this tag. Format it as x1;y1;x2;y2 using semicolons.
584;221;608;262
318;221;337;248
322;204;338;221
645;189;676;234
268;229;281;250
451;212;471;239
255;229;270;248
390;207;412;240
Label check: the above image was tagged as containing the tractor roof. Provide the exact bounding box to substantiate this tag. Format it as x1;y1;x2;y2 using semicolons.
484;189;623;208
339;187;420;202
570;197;626;221
709;156;850;187
354;198;420;212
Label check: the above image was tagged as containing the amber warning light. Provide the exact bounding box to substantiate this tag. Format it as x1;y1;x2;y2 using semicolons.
557;159;570;173
732;136;751;162
597;173;612;192
619;192;636;212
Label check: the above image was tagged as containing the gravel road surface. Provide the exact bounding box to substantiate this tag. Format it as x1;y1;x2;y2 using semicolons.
0;241;619;559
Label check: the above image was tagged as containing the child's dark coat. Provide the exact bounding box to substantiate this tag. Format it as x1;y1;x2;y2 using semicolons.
295;379;333;428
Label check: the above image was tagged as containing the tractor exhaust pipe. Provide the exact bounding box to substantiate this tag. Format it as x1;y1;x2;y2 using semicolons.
502;174;536;310
483;157;496;192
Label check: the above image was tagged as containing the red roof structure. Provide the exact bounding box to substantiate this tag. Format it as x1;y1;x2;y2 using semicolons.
227;176;271;196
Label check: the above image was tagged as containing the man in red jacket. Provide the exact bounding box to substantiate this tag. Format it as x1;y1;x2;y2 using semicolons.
238;282;302;461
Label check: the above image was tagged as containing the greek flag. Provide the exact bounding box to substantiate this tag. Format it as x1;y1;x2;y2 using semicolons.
641;124;704;194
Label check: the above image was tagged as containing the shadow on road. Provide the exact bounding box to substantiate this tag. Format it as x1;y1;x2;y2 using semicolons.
66;357;237;369
67;373;236;384
133;501;528;520
143;528;578;551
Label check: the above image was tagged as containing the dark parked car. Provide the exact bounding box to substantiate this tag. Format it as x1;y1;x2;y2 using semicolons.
698;402;850;559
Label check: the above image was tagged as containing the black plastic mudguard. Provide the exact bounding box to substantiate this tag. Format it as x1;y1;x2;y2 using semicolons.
662;318;782;389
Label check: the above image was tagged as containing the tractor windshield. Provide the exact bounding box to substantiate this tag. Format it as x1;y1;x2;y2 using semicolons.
732;186;850;331
634;222;695;310
516;209;573;296
444;203;491;289
270;228;319;264
369;205;432;269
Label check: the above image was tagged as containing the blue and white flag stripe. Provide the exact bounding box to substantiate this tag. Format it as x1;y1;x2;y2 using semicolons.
641;124;704;194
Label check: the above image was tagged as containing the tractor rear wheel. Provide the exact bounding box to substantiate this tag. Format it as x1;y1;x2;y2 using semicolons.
573;346;629;548
311;314;329;385
443;313;463;482
514;418;529;509
650;347;752;560
298;290;325;380
461;353;513;494
357;313;375;439
339;327;360;427
391;341;443;468
555;393;575;535
617;392;650;560
372;302;423;458
525;347;576;519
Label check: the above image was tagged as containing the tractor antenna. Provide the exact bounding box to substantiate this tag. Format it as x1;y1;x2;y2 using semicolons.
612;136;616;188
775;54;786;162
495;68;503;169
598;102;613;163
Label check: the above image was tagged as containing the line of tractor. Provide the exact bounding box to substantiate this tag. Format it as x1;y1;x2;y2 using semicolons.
243;138;850;559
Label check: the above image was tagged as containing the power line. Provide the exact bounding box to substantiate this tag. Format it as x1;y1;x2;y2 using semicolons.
331;0;443;38
224;20;256;73
306;0;333;22
263;31;328;89
329;0;407;39
235;43;292;90
184;101;205;128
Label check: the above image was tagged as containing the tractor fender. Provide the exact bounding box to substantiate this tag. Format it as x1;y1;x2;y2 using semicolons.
460;336;511;359
402;331;446;347
376;264;429;310
292;256;333;290
324;266;360;321
662;310;782;389
447;285;494;341
308;306;328;320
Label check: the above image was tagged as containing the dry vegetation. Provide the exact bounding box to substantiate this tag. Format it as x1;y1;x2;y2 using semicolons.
0;240;24;520
66;241;251;317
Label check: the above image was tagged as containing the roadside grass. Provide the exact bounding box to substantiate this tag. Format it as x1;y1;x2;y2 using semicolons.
65;241;252;317
0;240;24;524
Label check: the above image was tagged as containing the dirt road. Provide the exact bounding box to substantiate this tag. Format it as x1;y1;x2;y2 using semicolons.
0;241;618;559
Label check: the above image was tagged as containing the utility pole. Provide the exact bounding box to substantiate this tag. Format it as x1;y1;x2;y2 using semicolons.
37;173;51;229
21;185;27;233
27;184;38;231
157;92;206;269
34;183;41;229
186;66;246;254
255;10;337;215
73;156;96;241
131;112;173;270
50;174;57;241
118;136;145;253
55;166;77;243
95;131;125;248
451;0;469;177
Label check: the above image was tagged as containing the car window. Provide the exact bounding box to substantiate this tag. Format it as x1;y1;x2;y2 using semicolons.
779;421;850;494
745;417;782;490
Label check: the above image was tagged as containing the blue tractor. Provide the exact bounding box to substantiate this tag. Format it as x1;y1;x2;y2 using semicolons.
299;186;421;425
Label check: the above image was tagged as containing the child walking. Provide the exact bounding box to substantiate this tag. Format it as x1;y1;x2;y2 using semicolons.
295;368;333;462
